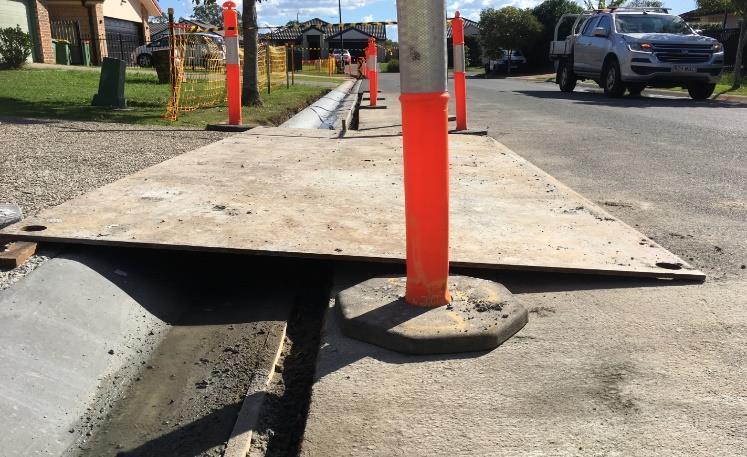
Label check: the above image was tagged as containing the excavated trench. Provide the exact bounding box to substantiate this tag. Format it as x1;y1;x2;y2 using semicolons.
61;248;332;457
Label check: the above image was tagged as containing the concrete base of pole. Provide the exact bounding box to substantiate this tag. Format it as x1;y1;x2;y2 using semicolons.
206;123;258;132
336;275;528;355
449;128;488;136
359;105;388;110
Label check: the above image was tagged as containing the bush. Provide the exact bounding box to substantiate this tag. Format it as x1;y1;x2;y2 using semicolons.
0;26;31;68
385;59;399;73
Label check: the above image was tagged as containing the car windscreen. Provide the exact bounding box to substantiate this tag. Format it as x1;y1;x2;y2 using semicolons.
614;14;693;34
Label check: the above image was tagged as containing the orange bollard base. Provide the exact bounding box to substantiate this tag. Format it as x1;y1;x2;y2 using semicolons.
337;276;528;355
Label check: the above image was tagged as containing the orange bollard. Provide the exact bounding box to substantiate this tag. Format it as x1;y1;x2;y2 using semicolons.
223;1;241;125
365;38;378;107
453;11;467;131
397;0;451;307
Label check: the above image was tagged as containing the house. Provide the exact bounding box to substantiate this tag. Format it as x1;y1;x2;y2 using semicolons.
447;16;481;67
260;18;387;60
0;0;161;64
680;8;743;29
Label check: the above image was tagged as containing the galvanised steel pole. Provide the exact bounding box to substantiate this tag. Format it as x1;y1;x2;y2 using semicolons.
396;0;451;307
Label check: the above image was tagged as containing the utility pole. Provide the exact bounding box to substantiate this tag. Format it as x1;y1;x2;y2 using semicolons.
339;0;344;51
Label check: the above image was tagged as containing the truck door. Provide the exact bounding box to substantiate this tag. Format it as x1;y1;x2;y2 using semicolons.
573;16;600;74
587;15;613;75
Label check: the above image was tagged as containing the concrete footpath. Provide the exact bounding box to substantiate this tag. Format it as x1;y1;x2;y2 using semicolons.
299;87;747;456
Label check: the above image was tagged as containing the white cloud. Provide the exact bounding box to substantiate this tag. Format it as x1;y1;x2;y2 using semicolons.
362;14;374;22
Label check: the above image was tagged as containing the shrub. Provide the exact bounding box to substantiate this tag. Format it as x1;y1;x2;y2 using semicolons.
0;26;31;68
385;59;399;73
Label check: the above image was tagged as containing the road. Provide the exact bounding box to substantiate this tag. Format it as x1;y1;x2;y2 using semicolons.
379;73;747;280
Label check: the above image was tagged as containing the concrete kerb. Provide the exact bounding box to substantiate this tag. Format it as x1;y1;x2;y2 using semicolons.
337;276;529;354
280;80;357;130
339;80;363;133
0;248;185;456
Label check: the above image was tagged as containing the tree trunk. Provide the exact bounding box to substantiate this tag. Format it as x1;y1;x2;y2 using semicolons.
242;0;262;106
733;13;746;89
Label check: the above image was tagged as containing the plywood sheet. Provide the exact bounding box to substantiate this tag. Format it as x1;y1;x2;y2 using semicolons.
0;127;703;280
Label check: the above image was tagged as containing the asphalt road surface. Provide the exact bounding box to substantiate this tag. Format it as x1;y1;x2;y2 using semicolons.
378;73;747;281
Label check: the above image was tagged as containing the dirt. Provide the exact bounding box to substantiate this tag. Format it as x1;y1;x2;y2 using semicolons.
250;263;331;457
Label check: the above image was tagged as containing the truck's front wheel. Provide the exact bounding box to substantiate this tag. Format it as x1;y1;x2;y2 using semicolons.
603;60;625;98
557;62;576;93
688;83;716;100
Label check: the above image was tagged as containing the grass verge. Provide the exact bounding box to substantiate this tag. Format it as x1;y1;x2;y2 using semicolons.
0;68;329;127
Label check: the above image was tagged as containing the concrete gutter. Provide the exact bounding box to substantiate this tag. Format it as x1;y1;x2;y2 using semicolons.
0;248;186;456
280;80;358;130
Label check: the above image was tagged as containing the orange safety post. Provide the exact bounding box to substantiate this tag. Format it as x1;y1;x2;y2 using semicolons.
223;1;241;125
453;11;467;131
365;38;378;107
397;0;451;307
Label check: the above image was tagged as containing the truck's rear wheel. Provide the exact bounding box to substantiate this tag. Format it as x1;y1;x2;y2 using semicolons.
557;62;576;93
627;83;646;97
603;59;625;98
688;83;716;100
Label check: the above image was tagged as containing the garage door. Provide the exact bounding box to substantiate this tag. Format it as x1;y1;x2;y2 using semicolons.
104;17;142;62
0;0;34;62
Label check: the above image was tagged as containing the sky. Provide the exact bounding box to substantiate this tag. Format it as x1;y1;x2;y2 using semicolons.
159;0;699;41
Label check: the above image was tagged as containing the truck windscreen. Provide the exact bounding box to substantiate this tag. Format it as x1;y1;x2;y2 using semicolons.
614;15;693;34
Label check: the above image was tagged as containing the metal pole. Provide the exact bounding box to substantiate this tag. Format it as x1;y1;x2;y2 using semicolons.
338;0;344;52
286;46;290;88
266;43;271;94
291;45;295;85
397;0;450;307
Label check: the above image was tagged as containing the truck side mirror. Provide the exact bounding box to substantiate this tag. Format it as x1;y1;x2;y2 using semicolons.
592;27;609;38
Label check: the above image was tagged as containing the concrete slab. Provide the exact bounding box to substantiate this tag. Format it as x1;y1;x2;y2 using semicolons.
300;267;747;456
0;118;702;280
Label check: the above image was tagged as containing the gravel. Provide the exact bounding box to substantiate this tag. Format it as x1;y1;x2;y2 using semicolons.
0;116;230;290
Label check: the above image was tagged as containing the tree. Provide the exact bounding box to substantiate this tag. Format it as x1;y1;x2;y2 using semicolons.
192;2;242;28
698;0;746;88
479;7;542;74
530;0;584;68
583;0;626;8
193;0;263;106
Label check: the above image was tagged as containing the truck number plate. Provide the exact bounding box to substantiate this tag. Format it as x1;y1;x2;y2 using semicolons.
672;65;697;73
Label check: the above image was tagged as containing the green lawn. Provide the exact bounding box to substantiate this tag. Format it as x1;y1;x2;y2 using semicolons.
295;67;348;78
0;68;328;127
294;74;349;84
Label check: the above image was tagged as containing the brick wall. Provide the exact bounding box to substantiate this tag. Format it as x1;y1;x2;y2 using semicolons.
89;3;108;61
47;5;92;36
32;0;54;63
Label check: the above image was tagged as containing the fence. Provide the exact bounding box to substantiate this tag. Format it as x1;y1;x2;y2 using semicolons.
257;44;289;92
701;28;746;71
164;26;226;120
300;57;337;76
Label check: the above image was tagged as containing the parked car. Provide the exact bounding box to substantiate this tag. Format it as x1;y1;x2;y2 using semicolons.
486;50;526;73
549;7;724;99
131;32;225;67
330;49;352;68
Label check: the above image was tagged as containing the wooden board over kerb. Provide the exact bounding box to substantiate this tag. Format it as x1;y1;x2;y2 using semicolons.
0;127;704;280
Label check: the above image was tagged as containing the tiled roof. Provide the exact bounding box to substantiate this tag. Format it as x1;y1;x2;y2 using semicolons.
447;17;480;39
260;21;387;42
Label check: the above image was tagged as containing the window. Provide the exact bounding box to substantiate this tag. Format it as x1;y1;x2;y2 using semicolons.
581;17;600;36
615;14;693;34
597;16;612;34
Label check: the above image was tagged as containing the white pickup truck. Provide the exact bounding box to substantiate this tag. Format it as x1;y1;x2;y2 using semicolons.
549;7;725;99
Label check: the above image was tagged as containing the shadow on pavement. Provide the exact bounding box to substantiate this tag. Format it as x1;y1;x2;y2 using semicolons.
516;89;745;108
